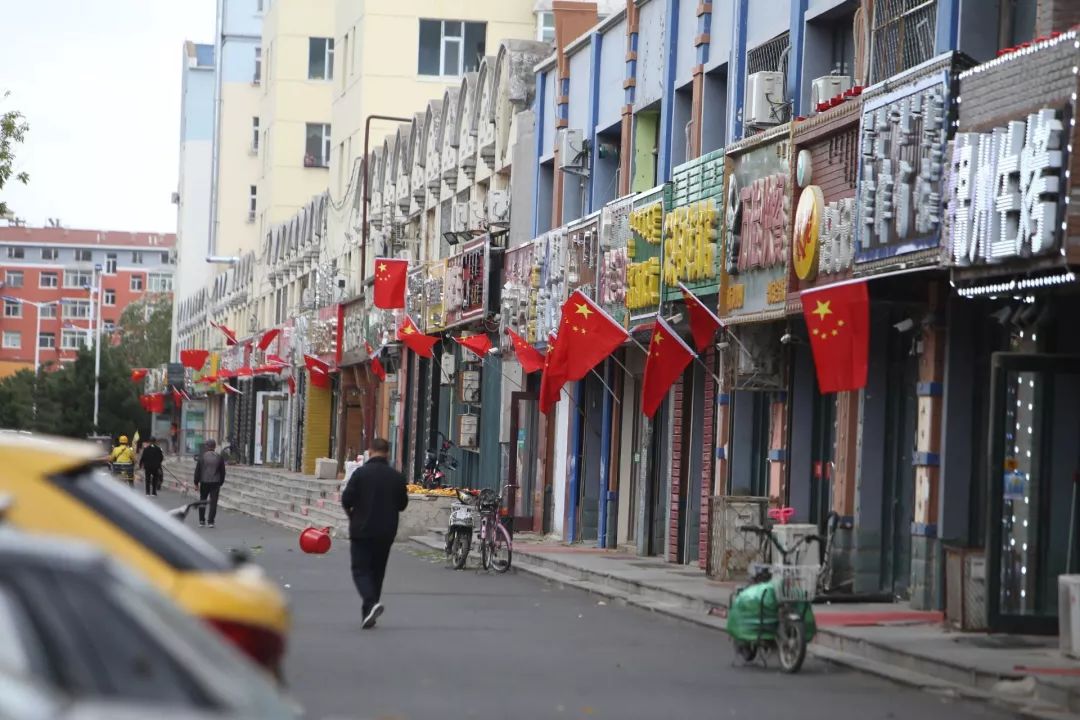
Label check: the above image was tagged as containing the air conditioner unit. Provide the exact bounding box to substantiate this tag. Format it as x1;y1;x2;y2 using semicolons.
170;192;180;205
301;287;314;308
745;71;786;126
487;190;510;225
469;199;484;230
558;128;586;170
454;202;471;232
810;75;853;109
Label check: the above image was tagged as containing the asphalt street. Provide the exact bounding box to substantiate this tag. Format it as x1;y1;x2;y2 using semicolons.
153;490;1011;720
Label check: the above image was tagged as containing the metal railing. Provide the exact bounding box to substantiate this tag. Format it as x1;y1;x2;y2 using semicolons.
870;0;938;85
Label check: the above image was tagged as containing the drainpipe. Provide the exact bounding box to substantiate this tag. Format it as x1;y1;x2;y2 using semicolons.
568;381;585;542
360;114;411;293
597;359;613;548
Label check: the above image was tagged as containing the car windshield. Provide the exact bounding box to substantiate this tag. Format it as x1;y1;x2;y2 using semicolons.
51;466;231;572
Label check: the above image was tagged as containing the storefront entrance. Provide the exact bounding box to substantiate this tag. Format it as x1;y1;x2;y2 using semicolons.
988;352;1080;634
508;391;543;532
255;391;287;465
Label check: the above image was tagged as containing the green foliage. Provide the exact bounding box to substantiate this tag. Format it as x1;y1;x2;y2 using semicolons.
117;295;172;370
0;346;150;439
0;91;29;218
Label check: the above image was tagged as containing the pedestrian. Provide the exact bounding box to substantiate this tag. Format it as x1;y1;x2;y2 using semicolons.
341;438;408;629
107;435;136;487
194;439;226;528
170;422;179;454
140;436;165;496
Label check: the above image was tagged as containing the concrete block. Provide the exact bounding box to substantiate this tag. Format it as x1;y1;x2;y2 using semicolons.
314;458;337;479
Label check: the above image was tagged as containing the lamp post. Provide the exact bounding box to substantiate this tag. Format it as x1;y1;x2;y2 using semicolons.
92;264;103;431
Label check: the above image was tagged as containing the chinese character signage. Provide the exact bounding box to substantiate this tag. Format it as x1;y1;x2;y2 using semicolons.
627;185;669;321
599;195;633;328
664;149;723;302
444;237;489;328
720;126;792;322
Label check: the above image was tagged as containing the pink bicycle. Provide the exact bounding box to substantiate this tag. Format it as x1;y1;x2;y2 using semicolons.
475;484;513;573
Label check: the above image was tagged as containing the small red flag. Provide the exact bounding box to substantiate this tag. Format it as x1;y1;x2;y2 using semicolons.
373;258;408;309
266;353;288;367
304;353;331;375
641;318;696;418
506;328;545;374
555;290;628;382
172;388;188;405
454;333;492;359
237;366;254;377
679;282;724;352
539;333;568;414
222;382;243;395
800;280;870;393
308;369;331;389
287;376;296;395
365;342;387;382
210;321;238;345
179;349;209;371
397;315;439;358
131;368;148;382
257;328;280;351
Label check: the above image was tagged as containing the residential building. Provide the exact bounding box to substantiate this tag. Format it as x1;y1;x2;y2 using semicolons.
0;226;175;377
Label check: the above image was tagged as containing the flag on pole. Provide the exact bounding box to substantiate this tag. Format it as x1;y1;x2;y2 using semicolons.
538;334;568;414
397;315;439;358
131;368;148;382
303;353;330;375
641;317;696;417
223;382;243;395
179;349;209;371
210;321;238;345
506;328;545;374
678;282;725;352
365;342;387;382
373;258;408;309
257;328;280;351
454;333;493;359
800;280;870;393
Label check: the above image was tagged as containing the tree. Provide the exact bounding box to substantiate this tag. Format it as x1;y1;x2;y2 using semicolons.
117;295;172;370
0;91;29;218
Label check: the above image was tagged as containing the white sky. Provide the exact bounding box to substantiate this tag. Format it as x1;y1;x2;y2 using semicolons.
0;0;216;234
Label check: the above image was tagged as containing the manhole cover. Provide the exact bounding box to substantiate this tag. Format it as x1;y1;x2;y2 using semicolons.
953;635;1053;650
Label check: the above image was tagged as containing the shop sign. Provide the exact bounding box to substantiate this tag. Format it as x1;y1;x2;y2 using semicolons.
948;107;1066;266
720;129;792;321
423;260;445;333
627;185;669;321
301;304;340;367
664;149;724;301
566;214;600;297
537;229;566;340
856;71;950;263
339;298;366;366
499;240;537;351
406;265;427;330
444;238;489;328
598;195;633;327
364;307;397;351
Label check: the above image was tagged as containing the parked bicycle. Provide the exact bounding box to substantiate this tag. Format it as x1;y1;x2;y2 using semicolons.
726;521;822;673
476;484;514;573
421;431;458;489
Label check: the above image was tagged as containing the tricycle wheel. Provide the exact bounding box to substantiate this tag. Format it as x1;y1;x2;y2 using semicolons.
734;640;757;662
777;615;807;673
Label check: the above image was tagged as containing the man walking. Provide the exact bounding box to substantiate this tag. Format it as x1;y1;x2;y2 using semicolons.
194;439;226;528
140;436;165;496
341;438;408;629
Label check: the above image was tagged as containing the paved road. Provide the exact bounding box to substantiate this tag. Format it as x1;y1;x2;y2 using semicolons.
154;490;1009;720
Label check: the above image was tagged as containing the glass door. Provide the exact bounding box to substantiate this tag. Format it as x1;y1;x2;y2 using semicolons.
988;353;1080;634
508;391;539;531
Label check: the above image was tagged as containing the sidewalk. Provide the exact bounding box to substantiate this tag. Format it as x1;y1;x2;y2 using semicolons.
410;531;1080;719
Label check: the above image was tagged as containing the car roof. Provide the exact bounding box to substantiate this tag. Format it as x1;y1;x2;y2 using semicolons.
0;527;111;571
0;432;104;478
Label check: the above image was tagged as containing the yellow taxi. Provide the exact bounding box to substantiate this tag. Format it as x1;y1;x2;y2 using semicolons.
0;432;290;675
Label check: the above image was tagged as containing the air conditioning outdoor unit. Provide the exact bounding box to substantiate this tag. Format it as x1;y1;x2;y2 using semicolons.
810;75;853;109
745;71;786;126
487;190;510;225
558;128;586;170
454;202;471;232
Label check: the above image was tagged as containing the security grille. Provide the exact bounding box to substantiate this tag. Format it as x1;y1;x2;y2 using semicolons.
746;31;790;76
870;0;938;85
707;496;769;580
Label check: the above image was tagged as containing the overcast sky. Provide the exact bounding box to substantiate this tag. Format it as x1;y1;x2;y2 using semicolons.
1;0;216;234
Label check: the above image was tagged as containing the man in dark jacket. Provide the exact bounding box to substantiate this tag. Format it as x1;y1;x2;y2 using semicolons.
194;439;226;528
341;438;408;629
139;437;165;496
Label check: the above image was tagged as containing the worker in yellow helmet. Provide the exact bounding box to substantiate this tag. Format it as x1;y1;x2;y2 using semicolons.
109;435;137;487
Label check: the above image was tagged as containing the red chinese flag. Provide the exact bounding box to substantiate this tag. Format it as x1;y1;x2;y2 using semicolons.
211;322;238;345
308;369;331;389
180;349;209;371
373;258;408;309
257;328;280;351
131;369;148;382
303;353;330;375
287;376;296;395
148;394;167;414
222;382;243;396
557;290;629;382
365;342;387;382
801;281;870;393
397;315;439;358
139;395;151;412
679;282;724;352
641;318;696;418
454;333;492;359
172;388;185;406
507;328;545;374
539;334;568;415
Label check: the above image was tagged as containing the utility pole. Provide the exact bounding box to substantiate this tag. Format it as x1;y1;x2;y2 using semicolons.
92;264;103;431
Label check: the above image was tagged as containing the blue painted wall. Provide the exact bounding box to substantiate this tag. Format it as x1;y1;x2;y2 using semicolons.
634;0;668;110
596;16;627;132
746;0;792;48
705;0;735;73
182;50;216;142
540;69;556;161
674;0;699;88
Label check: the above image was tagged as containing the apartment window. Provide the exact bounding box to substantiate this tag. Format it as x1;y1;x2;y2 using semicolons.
256;0;264;11
252;116;260;152
3;301;20;318
38;332;55;349
417;20;486;77
248;185;257;222
6;246;24;259
161;251;171;264
537;12;555;43
254;46;262;84
104;289;116;306
132;251;143;264
61;329;84;350
40;247;58;260
41;303;56;319
39;271;58;289
74;249;92;262
148;274;173;293
103;320;115;334
2;331;20;349
130;275;144;292
5;270;23;288
63;270;93;289
308;37;334;80
105;253;117;274
62;300;91;319
304;123;331;167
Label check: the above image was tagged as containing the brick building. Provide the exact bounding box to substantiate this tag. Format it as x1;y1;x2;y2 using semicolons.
0;226;176;377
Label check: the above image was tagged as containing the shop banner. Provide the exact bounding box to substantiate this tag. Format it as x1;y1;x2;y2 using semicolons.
407;265;428;331
444;237;489;329
422;260;445;333
566;213;600;298
664;149;724;302
339;297;367;367
499;239;537;351
628;185;670;322
537;229;566;343
598;195;633;328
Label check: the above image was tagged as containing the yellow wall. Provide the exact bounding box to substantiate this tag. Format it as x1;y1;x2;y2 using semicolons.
302;380;334;474
216;82;262;260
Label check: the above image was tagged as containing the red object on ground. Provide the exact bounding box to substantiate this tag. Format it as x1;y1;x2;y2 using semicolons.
299;526;332;554
813;610;943;627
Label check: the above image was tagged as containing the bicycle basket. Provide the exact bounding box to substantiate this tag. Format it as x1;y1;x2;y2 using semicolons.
770;564;819;603
477;488;499;511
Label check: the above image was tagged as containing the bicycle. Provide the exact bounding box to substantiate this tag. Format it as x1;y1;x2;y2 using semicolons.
476;484;514;574
726;521;822;674
421;431;458;489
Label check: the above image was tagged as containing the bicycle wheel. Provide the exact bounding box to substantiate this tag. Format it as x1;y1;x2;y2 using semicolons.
489;521;512;574
776;612;807;673
479;520;493;571
450;530;470;570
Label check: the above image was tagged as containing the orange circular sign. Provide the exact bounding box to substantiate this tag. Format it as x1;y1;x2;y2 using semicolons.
793;185;823;282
